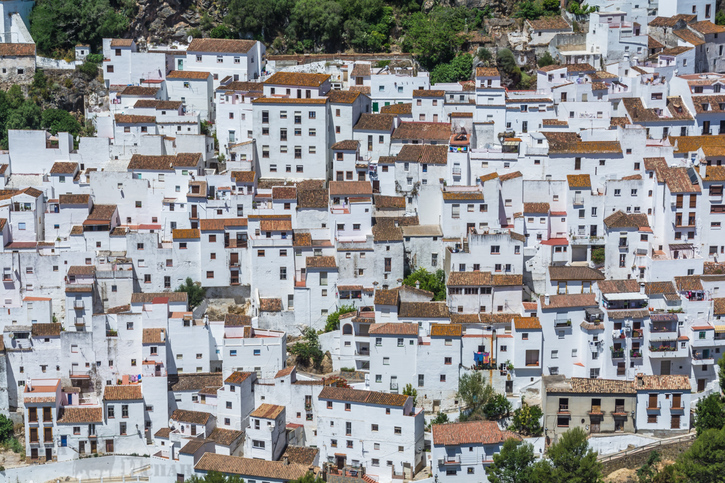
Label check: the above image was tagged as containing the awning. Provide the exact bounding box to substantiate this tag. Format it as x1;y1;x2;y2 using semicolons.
669;243;694;250
603;293;647;301
585;307;604;316
715;325;725;333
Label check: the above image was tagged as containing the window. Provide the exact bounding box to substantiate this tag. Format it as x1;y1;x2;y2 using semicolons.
394;426;402;434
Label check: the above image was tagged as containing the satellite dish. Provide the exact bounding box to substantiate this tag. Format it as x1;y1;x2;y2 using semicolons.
187;35;193;44
459;121;465;128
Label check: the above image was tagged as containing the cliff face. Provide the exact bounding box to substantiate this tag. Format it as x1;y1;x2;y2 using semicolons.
129;0;226;43
423;0;519;16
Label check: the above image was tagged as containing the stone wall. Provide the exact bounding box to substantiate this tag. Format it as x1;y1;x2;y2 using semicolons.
601;436;695;476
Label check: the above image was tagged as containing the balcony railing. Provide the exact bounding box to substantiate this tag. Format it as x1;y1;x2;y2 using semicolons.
558;405;569;413
555;319;572;328
631;329;643;338
74;300;85;309
614;405;626;414
630;349;643;358
611;348;625;359
390;383;399;392
647;402;661;411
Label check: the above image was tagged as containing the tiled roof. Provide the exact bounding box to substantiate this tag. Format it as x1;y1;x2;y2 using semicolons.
399;302;449;318
171;409;211;424
673;28;705;46
643;281;677;295
232;171;256;183
610;117;631;128
689;20;725;35
543;131;621;154
282;446;319;466
319;386;409;406
543;293;598;309
110;39;134;47
329;181;373;196
130;292;187;303
391;122;451;141
597;279;640;294
31;323;61;337
648;36;665;50
188;38;257;53
120;86;159;96
442;191;483;201
225;371;253;385
195;453;309;480
493;274;523;286
649;14;696;27
0;43;35;56
447;271;492;286
374;289;399;306
224;314;251;327
545;377;636;394
306;256;337;269
372;220;403;242
713;298;725;315
103;385;142;400
349;85;371;94
297;189;328;209
57;407;103;424
523;202;549;214
59;194;90;205
381;103;412;115
499;171;522;181
50;162;79;175
142;328;165;344
543;119;568;126
432;420;521;446
67;265;96;277
549;266;604;281
169;373;223;392
513;317;541;330
351;63;372;77
674;275;703;291
603;211;650;229
114;114;155;124
608;309;649;319
396;144;448;164
326;90;362;104
475;67;500;77
265;72;330;87
259;219;292;231
354;113;396;131
369;323;418;336
275;366;295;378
199;218;248;231
331;140;360;150
259;298;282;312
374;195;406;209
250;403;285;419
635;374;691;391
527;16;570;31
252;97;328;105
272;186;297;200
413;89;445;97
166;70;211;80
567;174;591;188
430;324;462;337
173;229;200;240
207;427;244;447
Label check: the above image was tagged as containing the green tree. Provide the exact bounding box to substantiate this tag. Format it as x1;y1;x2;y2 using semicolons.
532;427;602;483
0;414;13;443
542;0;561;15
287;0;344;51
695;394;725;436
227;0;292;41
514;1;544;20
41;109;81;136
402;383;418;406
637;451;665;483
591;247;605;264
483;393;512;420
401;7;475;70
210;25;235;39
289;473;325;483
324;305;356;332
175;277;205;308
187;471;245;483
717;10;725;26
30;0;133;55
289;327;324;367
718;355;725;393
676;427;725;483
430;412;449;425
511;398;543;436
478;47;493;63
430;53;473;84
402;268;446;300
77;60;100;78
538;52;556;68
6;100;42;132
486;438;536;483
457;372;494;420
496;48;522;87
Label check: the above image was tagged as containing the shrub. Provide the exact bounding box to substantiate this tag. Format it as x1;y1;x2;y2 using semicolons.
76;61;99;78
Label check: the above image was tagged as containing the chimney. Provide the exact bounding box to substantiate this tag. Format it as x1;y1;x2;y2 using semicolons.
544;294;550;306
415;281;420;289
640;283;646;294
283;456;289;466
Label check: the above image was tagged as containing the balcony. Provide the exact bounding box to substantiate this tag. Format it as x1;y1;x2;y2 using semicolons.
612;330;627;340
611;348;625;359
649;326;678;342
390;383;399;393
613;405;626;415
588;405;602;415
670;401;684;411
558;404;569;414
73;300;85;309
572;195;584;205
630;349;643;358
692;350;715;365
647;402;661;411
438;455;461;466
648;345;686;358
555;319;572;328
631;329;644;339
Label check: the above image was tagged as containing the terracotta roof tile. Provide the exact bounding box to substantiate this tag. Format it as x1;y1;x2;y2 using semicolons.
392;122;451;141
259;219;292;231
549;266;604;281
199;218;248;231
0;43;35;56
225;372;253;385
354;113;396;131
169;373;223;392
282;446;319;466
603;211;650;229
523;202;549;214
674;275;703;291
327;90;362;104
306;256;337;269
374;289;399;306
110;39;134;47
103;385;142;400
265;72;330;87
319;386;409;406
253;97;328;105
232;171;256;184
567;174;591;188
331;140;360;151
188;38;257;53
250;403;285;419
546;377;636;394
259;298;282;312
399;302;449;318
369;323;418;336
381;103;412;115
543;293;598;309
447;271;492;286
171;409;211;424
374;195;406;209
195;453;309;480
513;316;541;330
649;14;696;27
597;279;640;294
433;420;521;446
142;328;165;344
173;229;200;240
167;70;211;80
329;181;372;196
120;86;158;96
350;63;371;77
527;16;570;31
31;323;61;337
57;407;103;424
224;314;251;327
430;324;462;337
297;189;328;209
59;194;90;205
50;162;79;175
635;374;691;391
115;114;156;124
207;427;244;447
673;28;705;46
372;220;403;242
413;89;445;98
643;282;677;295
475;67;500;77
689;20;725;35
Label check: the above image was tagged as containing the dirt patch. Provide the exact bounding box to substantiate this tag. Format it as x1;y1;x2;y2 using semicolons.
206;300;251;321
286;352;333;375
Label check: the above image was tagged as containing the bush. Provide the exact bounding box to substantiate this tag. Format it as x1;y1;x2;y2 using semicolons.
591;247;605;264
537;51;555;68
511;398;543;436
403;268;446;301
483;393;512;420
324;305;356;332
175;278;205;308
85;53;104;63
0;415;13;443
477;47;492;63
289;327;324;368
76;61;99;78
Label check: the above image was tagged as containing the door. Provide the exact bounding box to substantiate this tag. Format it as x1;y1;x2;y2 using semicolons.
90;440;97;454
590;419;600;433
190;204;197;219
372;102;378;113
45;448;52;461
698;379;706;392
178;59;183;70
336;455;346;469
661;360;671;375
372;180;380;193
671;415;680;429
230;252;239;267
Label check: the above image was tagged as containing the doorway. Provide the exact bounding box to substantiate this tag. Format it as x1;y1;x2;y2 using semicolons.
336;455;346;469
45;448;52;461
660;360;671;375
